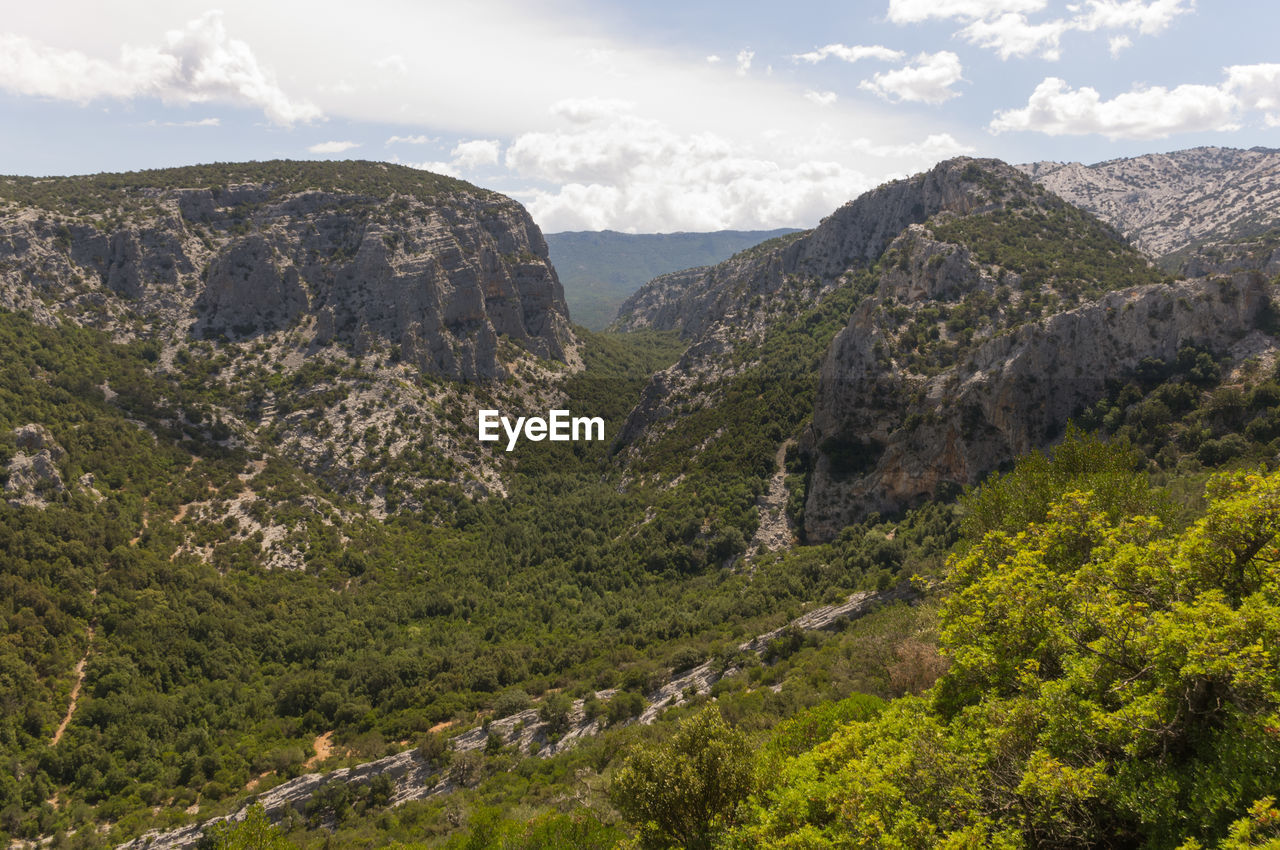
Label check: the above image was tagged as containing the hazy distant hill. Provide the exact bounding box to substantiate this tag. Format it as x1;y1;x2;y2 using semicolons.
546;228;801;329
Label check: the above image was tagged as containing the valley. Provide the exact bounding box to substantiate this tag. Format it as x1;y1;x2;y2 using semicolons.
1;147;1279;849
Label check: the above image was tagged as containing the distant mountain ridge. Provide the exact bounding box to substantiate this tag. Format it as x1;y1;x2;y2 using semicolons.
546;228;800;329
1019;145;1280;263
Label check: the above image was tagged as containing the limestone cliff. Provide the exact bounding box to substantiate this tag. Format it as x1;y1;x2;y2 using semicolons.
0;161;573;382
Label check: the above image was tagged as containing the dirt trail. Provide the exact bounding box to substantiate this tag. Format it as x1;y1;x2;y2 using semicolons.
51;626;93;746
303;731;334;770
749;438;796;555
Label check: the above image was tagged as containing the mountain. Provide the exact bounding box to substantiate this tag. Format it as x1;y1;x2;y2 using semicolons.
0;160;573;379
545;228;800;330
0;161;582;515
1019;145;1280;265
611;157;1277;542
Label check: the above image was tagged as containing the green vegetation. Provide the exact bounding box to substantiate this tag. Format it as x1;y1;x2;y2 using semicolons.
730;461;1280;848
0;160;482;219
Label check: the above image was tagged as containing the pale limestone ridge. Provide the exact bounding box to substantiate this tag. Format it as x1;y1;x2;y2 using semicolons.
1019;146;1280;259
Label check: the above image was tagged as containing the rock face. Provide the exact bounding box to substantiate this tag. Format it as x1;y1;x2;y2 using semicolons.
1019;146;1280;259
0;162;574;382
803;272;1274;540
5;423;68;507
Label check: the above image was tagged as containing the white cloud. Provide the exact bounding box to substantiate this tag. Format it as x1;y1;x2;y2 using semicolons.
959;14;1072;60
891;0;1193;60
859;51;963;104
386;134;434;145
794;44;905;64
146;117;220;127
849;132;976;159
887;0;1045;23
0;11;319;125
451;139;501;169
706;55;721;64
805;90;839;106
550;96;635;124
309;140;361;153
502;105;879;231
989;76;1238;138
1108;34;1132;56
1075;0;1193;35
406;138;502;178
1224;63;1280;123
736;49;754;76
375;54;408;75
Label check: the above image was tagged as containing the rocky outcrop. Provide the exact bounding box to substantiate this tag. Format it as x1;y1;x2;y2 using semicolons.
5;424;67;507
803;272;1274;540
0;162;574;382
1020;146;1280;258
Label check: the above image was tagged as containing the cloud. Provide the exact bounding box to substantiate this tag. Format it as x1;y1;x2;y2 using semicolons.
0;11;319;125
794;44;905;64
309;140;361;153
451;139;501;169
386;134;434;145
859;51;963;104
959;14;1072;59
992;62;1280;138
550;96;635;124
375;54;408;75
989;75;1238;138
146;117;221;127
407;138;502;178
887;0;1046;23
502;105;880;231
706;55;721;64
1074;0;1193;35
736;49;754;76
1108;34;1132;56
891;0;1194;59
849;132;976;159
1224;63;1280;124
805;90;839;106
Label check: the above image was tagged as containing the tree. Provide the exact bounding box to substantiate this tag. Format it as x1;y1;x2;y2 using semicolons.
202;804;295;850
609;706;755;850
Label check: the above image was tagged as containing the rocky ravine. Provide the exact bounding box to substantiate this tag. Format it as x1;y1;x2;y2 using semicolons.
1020;146;1280;260
115;585;919;850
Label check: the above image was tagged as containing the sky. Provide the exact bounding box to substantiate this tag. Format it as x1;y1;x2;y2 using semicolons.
1;0;1278;233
